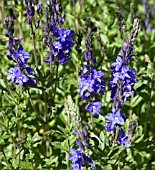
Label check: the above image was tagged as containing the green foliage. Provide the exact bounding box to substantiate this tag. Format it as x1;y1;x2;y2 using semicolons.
0;0;155;169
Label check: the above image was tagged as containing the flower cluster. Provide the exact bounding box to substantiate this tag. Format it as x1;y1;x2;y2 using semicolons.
4;16;36;88
44;0;74;64
109;56;137;108
105;18;139;148
74;124;90;148
70;123;95;169
69;148;95;170
142;0;152;32
78;22;105;117
24;0;42;28
24;0;35;25
45;27;74;64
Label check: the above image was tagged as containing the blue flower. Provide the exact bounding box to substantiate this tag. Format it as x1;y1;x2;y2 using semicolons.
118;128;130;148
109;57;136;107
105;109;125;132
7;67;29;88
13;45;31;67
78;67;105;99
85;100;102;116
7;66;36;88
69;148;95;170
58;27;74;43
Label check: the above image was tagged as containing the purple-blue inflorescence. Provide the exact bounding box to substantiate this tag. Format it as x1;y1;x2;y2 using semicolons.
70;124;95;169
69;148;95;170
43;0;74;64
65;96;95;169
24;0;35;25
4;16;36;88
105;18;139;148
24;0;42;27
142;0;152;32
78;22;105;117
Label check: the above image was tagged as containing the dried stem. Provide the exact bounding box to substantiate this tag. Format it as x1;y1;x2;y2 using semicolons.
113;126;120;144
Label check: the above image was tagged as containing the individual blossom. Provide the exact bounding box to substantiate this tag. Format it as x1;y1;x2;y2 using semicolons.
85;100;102;116
7;37;23;60
7;67;29;88
69;148;95;170
118;128;130;148
105;109;125;132
13;45;31;67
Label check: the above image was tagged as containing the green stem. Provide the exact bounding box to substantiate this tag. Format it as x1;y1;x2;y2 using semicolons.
30;23;38;68
1;0;4;27
53;61;59;102
0;145;7;160
113;147;125;167
49;52;53;86
66;104;71;169
16;105;20;169
27;89;44;123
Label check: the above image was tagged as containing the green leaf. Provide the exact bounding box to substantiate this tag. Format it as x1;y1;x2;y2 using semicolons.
20;161;32;169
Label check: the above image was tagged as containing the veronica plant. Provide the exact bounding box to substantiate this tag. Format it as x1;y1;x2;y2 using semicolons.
43;0;74;87
105;18;140;148
78;19;105;119
4;16;36;88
